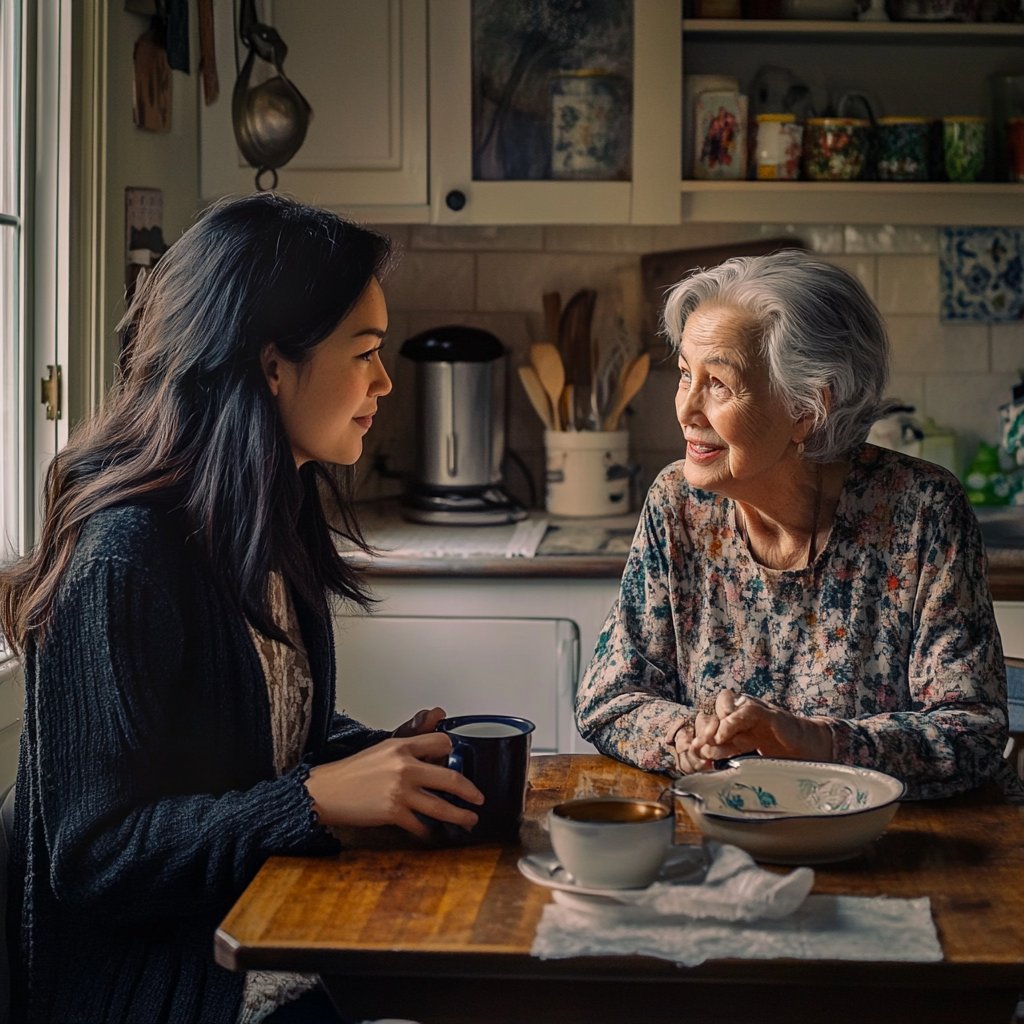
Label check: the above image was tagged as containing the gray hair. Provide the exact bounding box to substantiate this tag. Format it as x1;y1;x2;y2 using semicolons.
662;250;896;463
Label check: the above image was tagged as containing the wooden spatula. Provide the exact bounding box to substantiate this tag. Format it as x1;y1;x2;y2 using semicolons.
530;343;565;431
602;352;650;432
518;365;554;431
560;289;597;431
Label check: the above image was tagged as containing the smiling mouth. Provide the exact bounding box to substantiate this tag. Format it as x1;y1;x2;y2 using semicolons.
686;439;726;461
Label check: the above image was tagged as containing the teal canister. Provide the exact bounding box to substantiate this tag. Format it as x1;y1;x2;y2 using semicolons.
875;117;930;181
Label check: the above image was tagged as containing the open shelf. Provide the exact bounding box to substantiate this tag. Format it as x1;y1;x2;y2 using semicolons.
679;180;1024;223
683;18;1024;40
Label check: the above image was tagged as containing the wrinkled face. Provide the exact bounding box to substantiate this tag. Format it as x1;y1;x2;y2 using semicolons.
263;277;392;467
675;303;806;498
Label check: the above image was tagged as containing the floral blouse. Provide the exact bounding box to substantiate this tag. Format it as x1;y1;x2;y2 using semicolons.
576;444;1023;801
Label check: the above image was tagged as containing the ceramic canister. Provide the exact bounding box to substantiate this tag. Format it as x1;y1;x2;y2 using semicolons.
802;118;870;181
693;90;749;180
755;114;803;181
1008;118;1024;183
943;117;987;183
550;71;630;181
875;117;930;181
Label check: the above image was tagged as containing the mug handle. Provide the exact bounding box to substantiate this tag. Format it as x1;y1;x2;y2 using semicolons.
448;740;473;779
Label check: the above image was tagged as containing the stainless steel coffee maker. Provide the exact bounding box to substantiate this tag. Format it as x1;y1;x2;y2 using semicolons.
400;326;526;526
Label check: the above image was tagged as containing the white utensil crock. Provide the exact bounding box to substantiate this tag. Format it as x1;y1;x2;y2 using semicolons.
545;430;629;517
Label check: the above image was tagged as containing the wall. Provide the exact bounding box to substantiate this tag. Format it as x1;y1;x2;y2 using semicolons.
362;222;1024;507
100;6;201;400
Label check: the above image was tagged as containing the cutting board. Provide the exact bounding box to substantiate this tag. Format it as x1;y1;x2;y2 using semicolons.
640;238;806;359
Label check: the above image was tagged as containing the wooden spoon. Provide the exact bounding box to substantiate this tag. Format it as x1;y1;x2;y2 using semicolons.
530;343;565;431
602;352;650;432
518;365;554;431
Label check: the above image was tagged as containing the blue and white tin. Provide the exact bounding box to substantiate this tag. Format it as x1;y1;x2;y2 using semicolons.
550;71;631;181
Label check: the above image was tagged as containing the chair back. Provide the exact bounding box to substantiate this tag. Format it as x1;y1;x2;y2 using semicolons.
0;783;14;1024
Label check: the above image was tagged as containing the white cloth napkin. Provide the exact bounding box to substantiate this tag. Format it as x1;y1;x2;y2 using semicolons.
530;842;942;967
609;841;815;921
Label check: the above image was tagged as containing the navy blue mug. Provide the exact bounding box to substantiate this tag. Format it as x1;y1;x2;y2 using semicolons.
434;715;535;844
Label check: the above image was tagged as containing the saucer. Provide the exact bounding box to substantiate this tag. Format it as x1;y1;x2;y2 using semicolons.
517;845;708;899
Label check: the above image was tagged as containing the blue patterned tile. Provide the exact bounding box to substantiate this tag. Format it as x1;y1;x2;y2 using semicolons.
940;227;1024;323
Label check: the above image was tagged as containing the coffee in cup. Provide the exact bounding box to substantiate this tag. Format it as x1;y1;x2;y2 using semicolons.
548;797;675;889
435;715;535;844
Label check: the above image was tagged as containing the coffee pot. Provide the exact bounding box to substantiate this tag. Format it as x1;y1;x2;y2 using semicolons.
400;326;526;526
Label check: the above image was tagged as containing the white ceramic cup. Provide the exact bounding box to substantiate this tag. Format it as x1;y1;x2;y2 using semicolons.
548;797;675;889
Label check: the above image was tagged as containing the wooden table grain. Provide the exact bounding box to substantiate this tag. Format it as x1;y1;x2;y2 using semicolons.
215;755;1024;1024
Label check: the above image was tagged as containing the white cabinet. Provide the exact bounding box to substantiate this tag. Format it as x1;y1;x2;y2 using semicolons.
995;602;1024;660
428;0;682;225
200;0;429;219
200;0;681;225
333;615;577;751
334;577;622;752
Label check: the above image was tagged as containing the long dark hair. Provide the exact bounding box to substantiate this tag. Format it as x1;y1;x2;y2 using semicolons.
0;192;393;652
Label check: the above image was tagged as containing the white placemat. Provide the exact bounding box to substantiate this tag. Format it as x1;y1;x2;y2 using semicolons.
532;892;942;967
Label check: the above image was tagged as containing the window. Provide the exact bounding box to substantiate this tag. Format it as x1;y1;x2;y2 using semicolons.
0;0;24;570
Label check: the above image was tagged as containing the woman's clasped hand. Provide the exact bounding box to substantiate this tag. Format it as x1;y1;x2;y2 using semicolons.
305;706;484;839
675;689;834;775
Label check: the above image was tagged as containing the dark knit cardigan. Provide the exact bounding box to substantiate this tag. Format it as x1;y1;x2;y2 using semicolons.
9;504;389;1024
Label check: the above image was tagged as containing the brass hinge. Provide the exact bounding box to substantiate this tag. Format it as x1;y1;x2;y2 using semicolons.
41;364;62;421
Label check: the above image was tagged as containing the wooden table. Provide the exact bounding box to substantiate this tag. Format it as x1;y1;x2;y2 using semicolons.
216;755;1024;1024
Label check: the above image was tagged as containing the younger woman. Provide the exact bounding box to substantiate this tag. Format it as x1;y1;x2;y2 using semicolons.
0;193;481;1024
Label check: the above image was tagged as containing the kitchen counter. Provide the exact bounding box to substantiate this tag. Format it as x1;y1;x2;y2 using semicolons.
345;502;635;579
347;501;1024;596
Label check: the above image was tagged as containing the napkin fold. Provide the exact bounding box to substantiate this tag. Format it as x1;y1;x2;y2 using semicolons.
615;841;815;922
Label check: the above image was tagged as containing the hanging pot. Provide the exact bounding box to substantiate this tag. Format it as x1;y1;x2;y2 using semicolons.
231;0;312;190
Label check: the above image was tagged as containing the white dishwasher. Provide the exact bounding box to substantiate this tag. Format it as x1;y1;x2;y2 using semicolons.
333;616;579;752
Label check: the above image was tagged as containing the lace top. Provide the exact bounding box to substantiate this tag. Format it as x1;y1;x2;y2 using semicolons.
236;573;318;1024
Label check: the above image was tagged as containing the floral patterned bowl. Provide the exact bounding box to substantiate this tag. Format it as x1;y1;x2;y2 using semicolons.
670;758;905;864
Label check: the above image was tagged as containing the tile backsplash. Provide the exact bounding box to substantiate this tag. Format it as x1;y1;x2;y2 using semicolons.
359;222;1024;507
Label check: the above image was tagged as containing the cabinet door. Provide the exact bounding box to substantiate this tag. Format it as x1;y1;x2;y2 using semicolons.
428;0;680;225
333;616;579;751
201;0;428;217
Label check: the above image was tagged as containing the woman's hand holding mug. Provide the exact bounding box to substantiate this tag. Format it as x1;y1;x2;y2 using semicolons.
305;706;484;839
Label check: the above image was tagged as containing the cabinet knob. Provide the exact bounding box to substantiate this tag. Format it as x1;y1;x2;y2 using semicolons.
445;189;467;211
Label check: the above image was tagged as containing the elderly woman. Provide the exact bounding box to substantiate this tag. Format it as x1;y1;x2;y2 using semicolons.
576;250;1023;801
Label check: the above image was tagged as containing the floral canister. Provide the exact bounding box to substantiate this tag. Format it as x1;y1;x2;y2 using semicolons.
693;90;749;180
943;117;986;183
755;113;803;180
876;117;930;181
550;71;631;181
802;118;870;181
1007;119;1024;183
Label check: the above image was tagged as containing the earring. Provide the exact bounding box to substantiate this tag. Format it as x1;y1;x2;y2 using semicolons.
797;442;805;455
